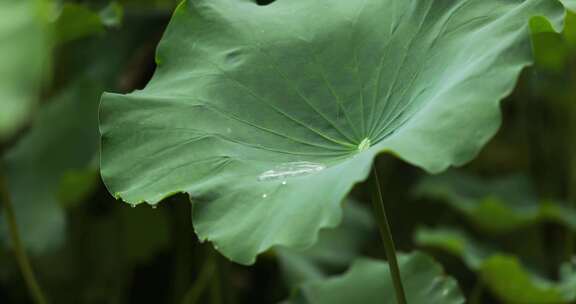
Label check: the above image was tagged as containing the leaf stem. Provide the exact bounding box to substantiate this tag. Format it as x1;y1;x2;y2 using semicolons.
209;252;223;304
180;255;216;304
170;200;194;303
564;54;576;261
0;174;48;304
468;278;484;304
369;166;407;304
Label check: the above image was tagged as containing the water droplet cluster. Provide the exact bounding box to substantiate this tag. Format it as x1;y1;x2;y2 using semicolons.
257;161;326;182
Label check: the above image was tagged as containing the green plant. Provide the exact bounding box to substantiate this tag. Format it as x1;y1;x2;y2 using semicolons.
288;252;464;304
98;0;567;302
1;0;576;303
0;0;51;140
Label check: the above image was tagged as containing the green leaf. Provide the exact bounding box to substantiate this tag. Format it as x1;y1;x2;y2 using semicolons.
561;0;576;12
100;0;565;264
118;0;176;9
414;227;492;269
56;167;99;208
276;200;375;288
415;171;576;233
0;0;51;140
54;2;125;46
530;20;568;72
481;255;576;304
99;2;124;28
54;4;105;45
1;80;101;253
415;227;576;304
287;252;464;304
0;8;175;255
566;12;576;48
530;6;576;72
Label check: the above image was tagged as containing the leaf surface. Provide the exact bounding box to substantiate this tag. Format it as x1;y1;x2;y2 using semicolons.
0;0;51;140
276;200;374;288
0;18;161;253
54;2;125;45
287;252;464;304
54;4;105;45
415;171;576;233
415;227;576;304
561;0;576;11
100;0;565;264
1;81;101;253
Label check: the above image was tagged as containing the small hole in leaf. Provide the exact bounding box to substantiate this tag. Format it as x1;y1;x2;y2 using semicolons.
255;0;276;6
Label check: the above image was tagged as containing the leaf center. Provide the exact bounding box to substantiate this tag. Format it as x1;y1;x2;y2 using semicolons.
358;138;371;152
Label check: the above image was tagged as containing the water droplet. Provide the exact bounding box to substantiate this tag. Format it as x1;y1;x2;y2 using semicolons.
281;180;287;185
358;138;371;151
257;161;326;182
262;194;268;198
130;203;136;208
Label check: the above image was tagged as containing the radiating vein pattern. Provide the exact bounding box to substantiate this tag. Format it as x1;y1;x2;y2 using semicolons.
99;0;564;263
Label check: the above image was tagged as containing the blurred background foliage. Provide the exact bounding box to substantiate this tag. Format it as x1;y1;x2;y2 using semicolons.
0;0;575;303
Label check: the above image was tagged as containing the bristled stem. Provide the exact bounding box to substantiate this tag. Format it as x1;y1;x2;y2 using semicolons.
0;174;48;304
370;166;407;304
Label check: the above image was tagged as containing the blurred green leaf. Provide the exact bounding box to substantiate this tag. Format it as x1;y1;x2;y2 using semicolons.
118;0;177;9
99;2;124;28
287;252;464;304
414;227;492;269
481;255;576;304
54;2;125;46
530;6;576;72
561;0;576;12
415;171;576;234
0;11;170;255
55;4;105;45
415;227;576;304
1;80;101;253
57;167;99;208
276;200;374;288
531;16;568;72
0;0;52;140
565;11;576;48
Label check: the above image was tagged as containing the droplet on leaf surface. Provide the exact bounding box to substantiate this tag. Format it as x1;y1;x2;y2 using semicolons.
257;161;326;182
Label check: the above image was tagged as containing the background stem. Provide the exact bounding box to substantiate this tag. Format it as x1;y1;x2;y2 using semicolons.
562;53;576;262
209;253;224;304
370;166;407;304
180;255;216;304
170;200;194;303
0;174;48;304
468;279;484;304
